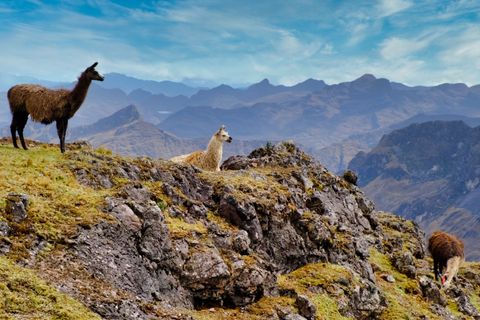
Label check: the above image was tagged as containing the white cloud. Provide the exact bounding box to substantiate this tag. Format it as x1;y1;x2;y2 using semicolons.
380;37;429;60
377;0;413;17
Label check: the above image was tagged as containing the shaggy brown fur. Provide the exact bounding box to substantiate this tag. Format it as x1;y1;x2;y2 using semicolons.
8;62;104;153
428;231;464;288
170;126;232;171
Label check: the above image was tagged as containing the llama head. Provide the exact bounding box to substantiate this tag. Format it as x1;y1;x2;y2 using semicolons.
85;62;104;81
215;125;232;143
440;273;448;286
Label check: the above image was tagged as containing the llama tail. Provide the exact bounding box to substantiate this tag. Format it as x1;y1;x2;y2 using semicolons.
442;256;463;288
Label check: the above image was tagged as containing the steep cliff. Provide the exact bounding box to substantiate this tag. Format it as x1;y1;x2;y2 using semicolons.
0;139;479;319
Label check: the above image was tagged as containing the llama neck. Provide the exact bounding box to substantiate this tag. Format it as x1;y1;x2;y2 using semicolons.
68;73;92;117
205;136;223;167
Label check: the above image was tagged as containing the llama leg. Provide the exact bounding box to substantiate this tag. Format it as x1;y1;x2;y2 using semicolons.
10;113;19;149
17;112;29;150
56;118;68;153
433;259;439;280
62;119;68;152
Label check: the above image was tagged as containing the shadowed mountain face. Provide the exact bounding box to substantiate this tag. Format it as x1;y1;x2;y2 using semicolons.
348;120;480;260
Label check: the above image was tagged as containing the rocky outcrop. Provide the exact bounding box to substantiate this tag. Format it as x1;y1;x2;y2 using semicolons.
1;141;479;319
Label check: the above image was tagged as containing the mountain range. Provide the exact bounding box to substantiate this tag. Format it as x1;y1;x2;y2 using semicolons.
159;74;480;171
0;104;266;160
2;72;480;171
349;120;480;260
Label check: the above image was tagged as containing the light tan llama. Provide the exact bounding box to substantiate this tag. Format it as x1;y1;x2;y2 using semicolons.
170;125;233;171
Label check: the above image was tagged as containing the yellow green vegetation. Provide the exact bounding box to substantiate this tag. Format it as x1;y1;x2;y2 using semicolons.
369;249;445;320
190;296;294;320
461;262;480;311
376;212;420;252
0;255;100;319
199;169;289;206
207;210;239;233
278;263;354;320
0;144;111;248
163;210;208;239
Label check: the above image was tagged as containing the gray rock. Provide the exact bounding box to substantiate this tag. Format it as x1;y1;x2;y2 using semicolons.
456;293;480;317
419;276;446;306
219;195;263;243
354;238;370;259
181;248;230;304
0;238;11;255
232;230;251;254
351;281;385;318
296;295;316;320
226;261;270;306
0;222;10;236
111;204;142;232
5;193;29;222
283;314;308;320
430;304;456;320
383;274;395;283
392;251;416;278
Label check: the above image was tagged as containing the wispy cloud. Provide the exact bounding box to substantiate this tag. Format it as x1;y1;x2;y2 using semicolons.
0;0;479;86
380;36;430;60
377;0;413;17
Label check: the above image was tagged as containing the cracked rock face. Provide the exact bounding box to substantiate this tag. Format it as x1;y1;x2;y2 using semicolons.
60;143;391;318
17;142;476;320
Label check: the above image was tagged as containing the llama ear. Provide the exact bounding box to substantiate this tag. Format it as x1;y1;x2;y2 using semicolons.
89;62;98;69
219;125;226;131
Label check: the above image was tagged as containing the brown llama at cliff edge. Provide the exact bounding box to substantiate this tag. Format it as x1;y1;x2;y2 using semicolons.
428;230;464;288
8;62;104;153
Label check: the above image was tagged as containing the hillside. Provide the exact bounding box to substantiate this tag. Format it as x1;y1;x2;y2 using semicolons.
0;139;479;319
349;120;480;260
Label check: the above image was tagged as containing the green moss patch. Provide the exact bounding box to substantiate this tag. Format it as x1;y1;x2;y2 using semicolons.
0;256;100;319
369;249;442;320
278;263;354;320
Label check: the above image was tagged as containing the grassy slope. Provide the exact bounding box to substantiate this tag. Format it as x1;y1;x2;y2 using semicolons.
0;142;109;318
0;256;100;319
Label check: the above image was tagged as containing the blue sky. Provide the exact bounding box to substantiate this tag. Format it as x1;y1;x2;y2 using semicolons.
0;0;479;86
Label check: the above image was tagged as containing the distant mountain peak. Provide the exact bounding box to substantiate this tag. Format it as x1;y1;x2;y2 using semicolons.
71;105;141;139
354;74;377;82
292;78;326;91
248;78;273;89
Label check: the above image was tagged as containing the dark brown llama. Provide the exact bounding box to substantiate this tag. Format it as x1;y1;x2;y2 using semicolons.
8;62;104;153
428;231;464;288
